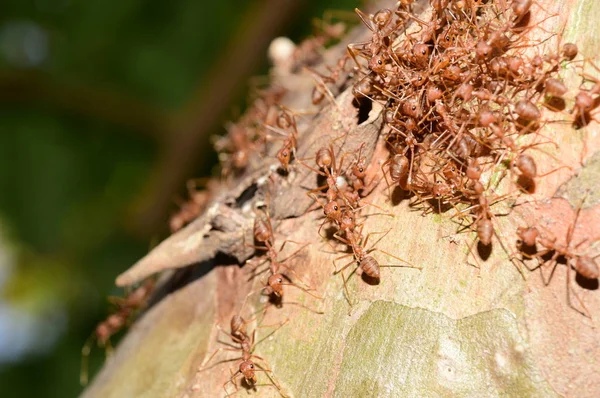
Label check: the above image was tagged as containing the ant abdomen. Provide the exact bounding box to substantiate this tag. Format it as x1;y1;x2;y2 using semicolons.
545;78;568;97
254;217;271;244
390;154;410;181
515;100;541;121
477;218;493;246
515;154;537;178
360;255;381;279
575;257;599;280
231;315;246;338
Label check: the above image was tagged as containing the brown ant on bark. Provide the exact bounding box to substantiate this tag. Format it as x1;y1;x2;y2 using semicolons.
80;278;156;385
516;196;599;317
169;179;215;233
332;227;421;305
198;314;289;397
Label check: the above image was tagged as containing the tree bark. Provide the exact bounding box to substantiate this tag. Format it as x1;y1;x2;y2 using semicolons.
83;1;600;397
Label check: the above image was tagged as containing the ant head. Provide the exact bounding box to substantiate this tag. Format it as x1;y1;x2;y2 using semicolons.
475;40;492;63
401;100;421;119
373;9;392;28
277;147;291;169
267;274;285;296
239;360;257;383
466;158;482;180
316;147;333;169
324;200;341;220
368;54;387;74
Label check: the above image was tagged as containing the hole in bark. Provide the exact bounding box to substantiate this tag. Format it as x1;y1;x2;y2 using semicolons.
235;183;258;207
352;96;372;124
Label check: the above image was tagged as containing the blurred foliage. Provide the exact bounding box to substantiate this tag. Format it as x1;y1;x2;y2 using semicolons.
0;0;360;397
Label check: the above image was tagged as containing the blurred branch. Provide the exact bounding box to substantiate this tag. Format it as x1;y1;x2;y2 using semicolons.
130;0;304;235
0;69;168;138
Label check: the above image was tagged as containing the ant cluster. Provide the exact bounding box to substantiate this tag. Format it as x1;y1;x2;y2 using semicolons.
327;1;600;290
86;0;600;395
339;0;584;250
187;0;600;393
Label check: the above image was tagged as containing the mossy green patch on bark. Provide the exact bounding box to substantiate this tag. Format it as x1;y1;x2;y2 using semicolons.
333;301;556;398
566;0;600;55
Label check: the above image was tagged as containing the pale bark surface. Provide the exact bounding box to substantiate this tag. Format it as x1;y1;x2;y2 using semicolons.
83;1;600;397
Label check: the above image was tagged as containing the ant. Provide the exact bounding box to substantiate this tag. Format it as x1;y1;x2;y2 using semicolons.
332;227;421;305
169;179;215;233
198;314;288;397
80;278;156;385
516;196;599;317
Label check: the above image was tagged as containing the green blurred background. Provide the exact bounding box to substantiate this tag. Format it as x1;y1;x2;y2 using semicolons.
0;0;359;396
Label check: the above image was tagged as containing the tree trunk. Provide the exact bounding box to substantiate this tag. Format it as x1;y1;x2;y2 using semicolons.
82;1;600;397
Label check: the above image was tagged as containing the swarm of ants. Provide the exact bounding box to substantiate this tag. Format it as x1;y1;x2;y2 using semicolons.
86;0;600;395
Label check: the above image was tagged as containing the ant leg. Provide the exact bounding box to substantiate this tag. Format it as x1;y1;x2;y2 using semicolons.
376;249;422;270
340;266;358;307
540;253;560;286
347;42;369;71
362;228;393;251
278;240;311;263
355;200;394;217
223;371;241;397
380;160;395;202
566;258;592;318
254;318;290;347
239;286;270;317
465;234;483;276
280;281;323;300
333;254;356;274
275;262;313;290
198;347;242;370
253;361;287;397
80;334;98;386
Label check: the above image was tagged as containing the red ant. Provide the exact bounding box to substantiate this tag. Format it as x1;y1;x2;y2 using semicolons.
198;314;288;397
169;179;215;233
332;227;421;305
516;196;599;317
80;278;156;385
